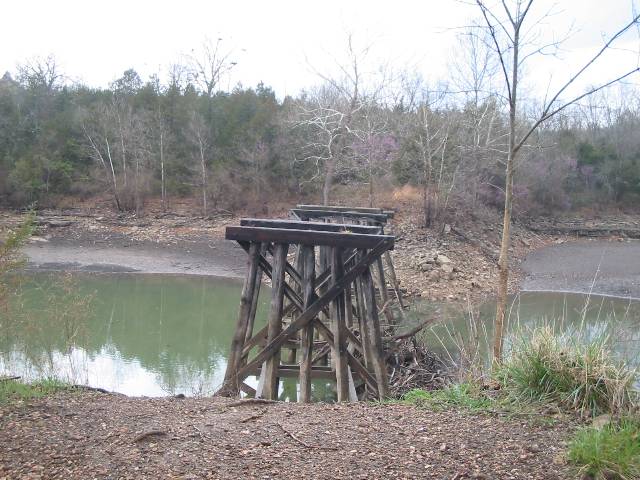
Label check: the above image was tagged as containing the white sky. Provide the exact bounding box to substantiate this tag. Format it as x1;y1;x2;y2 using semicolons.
2;0;639;100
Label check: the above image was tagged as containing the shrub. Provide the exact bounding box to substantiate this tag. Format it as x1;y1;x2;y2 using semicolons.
497;327;638;416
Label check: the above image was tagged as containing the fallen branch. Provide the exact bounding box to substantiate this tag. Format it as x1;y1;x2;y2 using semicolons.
226;398;280;408
278;423;338;451
0;376;21;382
133;430;167;443
240;408;267;423
384;317;437;342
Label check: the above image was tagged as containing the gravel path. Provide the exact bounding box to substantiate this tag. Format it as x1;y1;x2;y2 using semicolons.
0;393;573;479
522;239;640;300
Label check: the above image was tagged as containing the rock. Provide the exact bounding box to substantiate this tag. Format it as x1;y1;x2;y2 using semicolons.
435;254;451;266
441;264;454;274
420;262;432;272
443;224;451;234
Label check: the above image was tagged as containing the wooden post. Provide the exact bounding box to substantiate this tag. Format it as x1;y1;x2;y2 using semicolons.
261;243;288;400
354;276;374;371
375;256;395;325
298;245;315;403
384;250;406;314
221;242;260;394
361;259;390;399
331;246;349;402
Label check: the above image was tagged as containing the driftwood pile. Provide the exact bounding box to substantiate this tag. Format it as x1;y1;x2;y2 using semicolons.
382;315;450;398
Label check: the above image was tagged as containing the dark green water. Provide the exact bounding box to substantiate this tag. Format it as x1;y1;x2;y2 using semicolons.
0;273;336;400
415;291;640;367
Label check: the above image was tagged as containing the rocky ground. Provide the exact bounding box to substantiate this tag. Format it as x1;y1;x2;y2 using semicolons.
0;392;574;480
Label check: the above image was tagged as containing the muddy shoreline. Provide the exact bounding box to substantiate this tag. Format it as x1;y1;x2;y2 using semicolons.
23;235;247;278
9;209;640;301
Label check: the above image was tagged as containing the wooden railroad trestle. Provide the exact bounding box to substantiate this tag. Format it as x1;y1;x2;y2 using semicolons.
219;206;402;402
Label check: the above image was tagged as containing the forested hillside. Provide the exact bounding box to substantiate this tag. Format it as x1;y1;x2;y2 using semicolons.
1;50;639;219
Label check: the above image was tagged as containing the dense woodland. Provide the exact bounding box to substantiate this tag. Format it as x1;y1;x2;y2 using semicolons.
1;42;639;221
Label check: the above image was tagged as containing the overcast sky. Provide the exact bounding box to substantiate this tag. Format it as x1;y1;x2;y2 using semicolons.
2;0;639;99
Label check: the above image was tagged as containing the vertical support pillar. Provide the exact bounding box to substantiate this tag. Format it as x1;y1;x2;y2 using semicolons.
361;259;390;399
261;243;288;400
221;242;260;395
331;246;349;402
298;245;315;403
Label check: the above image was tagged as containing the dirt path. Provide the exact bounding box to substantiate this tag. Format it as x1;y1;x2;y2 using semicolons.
0;392;572;479
522;239;640;300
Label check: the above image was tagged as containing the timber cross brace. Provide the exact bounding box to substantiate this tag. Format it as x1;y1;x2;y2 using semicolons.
218;218;395;402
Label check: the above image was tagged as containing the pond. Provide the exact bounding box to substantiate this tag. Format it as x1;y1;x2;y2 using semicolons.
0;272;337;400
3;272;639;398
417;291;640;369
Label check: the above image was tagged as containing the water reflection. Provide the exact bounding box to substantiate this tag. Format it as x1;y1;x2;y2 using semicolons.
415;291;640;368
0;273;261;396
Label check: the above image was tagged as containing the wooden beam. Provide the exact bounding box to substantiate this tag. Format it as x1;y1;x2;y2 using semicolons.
330;246;349;402
361;262;390;399
240;218;381;234
296;205;395;218
251;365;335;380
291;209;389;224
261;243;288;400
227;226;394;249
299;245;315;403
220;242;260;396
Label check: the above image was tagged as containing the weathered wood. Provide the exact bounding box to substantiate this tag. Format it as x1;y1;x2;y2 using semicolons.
383;250;406;313
227;226;394;249
331;247;349;402
291;209;389;225
240;218;381;234
261;243;288;400
297;204;384;213
312;319;378;393
354;277;373;372
361;261;390;399
235;239;392;384
251;364;335;380
375;256;395;324
296;205;395;218
221;242;260;395
299;245;315;403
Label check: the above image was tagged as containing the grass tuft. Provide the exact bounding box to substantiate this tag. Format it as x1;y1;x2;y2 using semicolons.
0;378;70;403
568;417;640;480
403;383;493;411
496;326;638;416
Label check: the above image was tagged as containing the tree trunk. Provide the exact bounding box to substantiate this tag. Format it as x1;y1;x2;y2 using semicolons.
160;131;165;212
494;22;520;363
322;156;335;206
196;131;208;217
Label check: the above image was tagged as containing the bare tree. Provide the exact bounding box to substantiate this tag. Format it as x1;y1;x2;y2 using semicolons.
475;0;640;361
188;38;236;98
83;109;122;211
297;35;369;205
16;54;63;91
